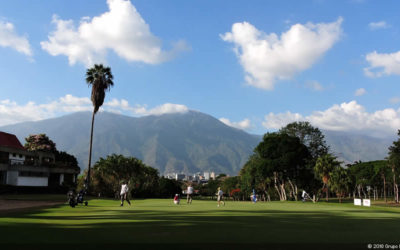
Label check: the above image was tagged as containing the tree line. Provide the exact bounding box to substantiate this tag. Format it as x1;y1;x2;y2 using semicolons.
223;122;400;203
77;121;400;203
78;154;182;198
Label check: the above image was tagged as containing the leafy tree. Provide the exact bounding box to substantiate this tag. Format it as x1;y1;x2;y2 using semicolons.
132;165;159;198
387;130;400;203
221;176;241;200
24;134;56;152
279;121;329;160
314;153;340;201
199;179;221;198
92;154;158;198
374;161;391;202
55;151;78;167
348;160;389;201
85;64;114;188
158;177;182;198
329;166;351;203
241;133;310;201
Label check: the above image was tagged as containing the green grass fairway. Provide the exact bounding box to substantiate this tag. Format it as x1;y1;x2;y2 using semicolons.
1;199;399;249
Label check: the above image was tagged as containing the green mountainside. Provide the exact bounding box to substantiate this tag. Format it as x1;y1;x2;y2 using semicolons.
0;111;394;175
0;111;259;175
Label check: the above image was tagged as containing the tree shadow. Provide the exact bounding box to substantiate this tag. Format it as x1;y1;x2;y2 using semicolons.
0;202;399;250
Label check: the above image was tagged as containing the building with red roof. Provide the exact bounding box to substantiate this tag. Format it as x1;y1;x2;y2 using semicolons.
0;131;79;187
0;132;25;150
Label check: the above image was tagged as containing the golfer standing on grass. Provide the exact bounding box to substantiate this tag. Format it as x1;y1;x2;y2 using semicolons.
120;180;131;206
187;184;193;204
217;187;225;207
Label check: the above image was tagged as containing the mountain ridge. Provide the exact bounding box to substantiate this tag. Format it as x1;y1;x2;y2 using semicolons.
0;111;393;175
0;111;259;175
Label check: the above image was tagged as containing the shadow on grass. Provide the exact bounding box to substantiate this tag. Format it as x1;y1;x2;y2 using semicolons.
1;204;399;249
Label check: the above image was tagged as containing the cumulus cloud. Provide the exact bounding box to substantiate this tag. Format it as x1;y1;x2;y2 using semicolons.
221;18;343;90
219;118;251;130
41;0;188;66
364;51;400;77
262;112;303;130
355;88;366;96
104;99;188;115
145;103;189;115
262;101;400;137
0;20;32;57
0;95;189;126
369;21;389;30
0;95;92;126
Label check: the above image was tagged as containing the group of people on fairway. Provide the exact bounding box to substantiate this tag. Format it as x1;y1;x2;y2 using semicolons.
184;184;225;207
119;181;313;207
119;182;226;207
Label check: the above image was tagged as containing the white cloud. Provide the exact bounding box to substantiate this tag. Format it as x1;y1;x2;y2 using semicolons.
104;99;188;115
0;20;32;57
221;17;343;90
0;95;189;126
261;101;398;134
145;103;189;115
364;51;400;77
0;95;92;126
305;81;323;91
262;101;400;137
219;118;251;130
41;0;188;67
369;21;389;30
262;112;303;130
355;88;366;96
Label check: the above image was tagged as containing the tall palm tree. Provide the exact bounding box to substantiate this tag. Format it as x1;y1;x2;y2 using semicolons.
314;153;340;201
85;64;114;189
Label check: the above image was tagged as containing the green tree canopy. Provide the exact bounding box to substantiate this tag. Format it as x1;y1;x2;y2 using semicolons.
314;153;341;201
279;121;329;160
24;134;56;152
387;130;400;203
92;154;159;198
329;166;351;203
241;132;310;201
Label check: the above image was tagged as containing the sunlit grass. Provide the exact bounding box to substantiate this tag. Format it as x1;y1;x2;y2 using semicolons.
0;198;399;249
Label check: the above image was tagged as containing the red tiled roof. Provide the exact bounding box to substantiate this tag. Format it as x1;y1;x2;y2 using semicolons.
0;131;25;150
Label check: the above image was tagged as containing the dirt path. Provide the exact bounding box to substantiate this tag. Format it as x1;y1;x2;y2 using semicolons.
0;199;64;212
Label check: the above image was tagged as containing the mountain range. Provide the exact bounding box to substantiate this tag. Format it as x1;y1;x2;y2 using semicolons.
0;111;394;175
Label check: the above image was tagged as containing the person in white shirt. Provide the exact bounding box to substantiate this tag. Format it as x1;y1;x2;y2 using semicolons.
302;190;308;202
187;184;194;204
120;181;131;206
217;187;225;207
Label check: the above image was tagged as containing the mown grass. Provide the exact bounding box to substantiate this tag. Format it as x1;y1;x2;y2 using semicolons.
0;198;399;249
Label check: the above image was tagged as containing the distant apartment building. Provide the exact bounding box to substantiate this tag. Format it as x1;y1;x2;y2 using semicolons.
192;174;199;182
210;172;216;180
204;172;210;180
175;173;185;181
0;131;80;187
165;173;175;180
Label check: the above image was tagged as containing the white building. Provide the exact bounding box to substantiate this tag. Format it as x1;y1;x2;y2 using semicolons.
175;173;185;181
0;131;79;187
210;172;216;180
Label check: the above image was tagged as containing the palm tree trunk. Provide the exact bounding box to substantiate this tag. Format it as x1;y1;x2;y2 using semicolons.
326;184;329;202
393;167;398;203
86;109;96;189
383;175;387;203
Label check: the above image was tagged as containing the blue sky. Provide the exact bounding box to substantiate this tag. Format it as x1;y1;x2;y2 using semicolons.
1;0;400;137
